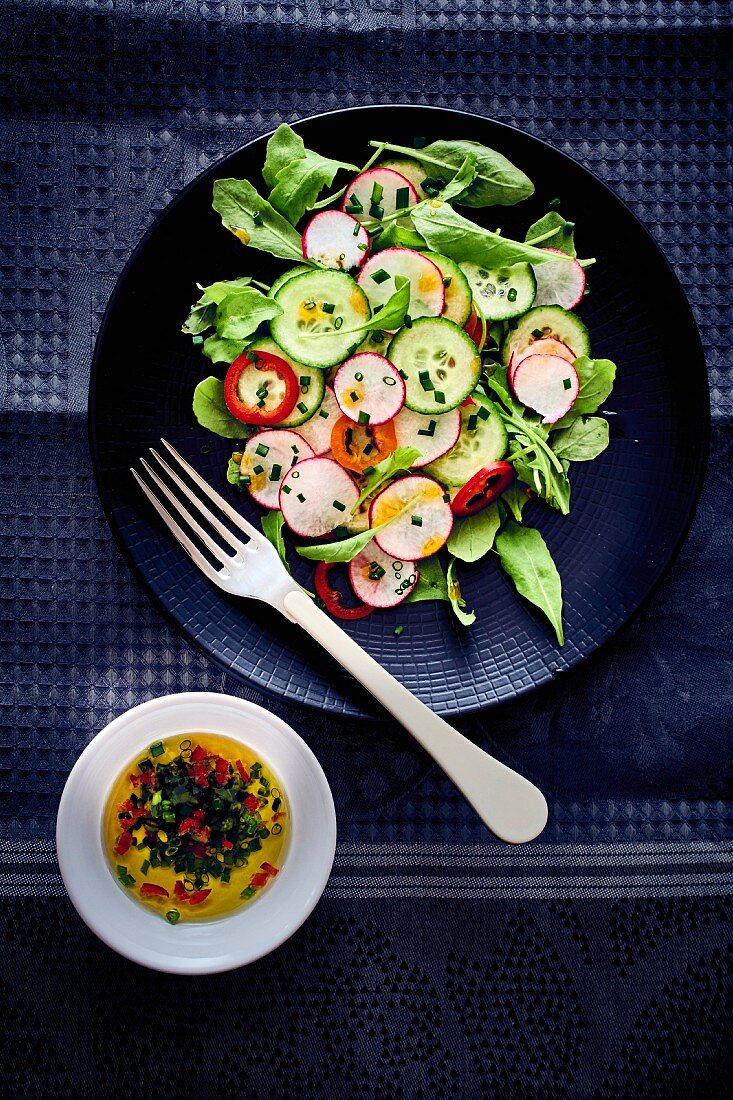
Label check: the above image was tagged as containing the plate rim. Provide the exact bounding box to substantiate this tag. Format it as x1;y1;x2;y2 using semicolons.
88;103;710;719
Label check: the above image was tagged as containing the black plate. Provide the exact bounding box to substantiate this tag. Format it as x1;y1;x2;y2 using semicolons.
89;106;709;718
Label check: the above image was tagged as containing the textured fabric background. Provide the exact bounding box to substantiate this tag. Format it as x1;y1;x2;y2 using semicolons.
2;1;733;1096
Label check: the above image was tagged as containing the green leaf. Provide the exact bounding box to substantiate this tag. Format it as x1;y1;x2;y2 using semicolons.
512;456;571;515
552;416;610;462
261;510;290;572
301;275;411;340
226;455;241;485
262;124;308;189
406;555;449;603
214;286;282;340
525;211;576;257
269;151;359;226
192;377;249;439
355;446;422;509
495;521;564;644
446;557;476;626
447;504;501;563
202;334;244;365
182;295;216;336
372;139;534;207
569;356;616;418
374;224;428;251
212;178;305;263
412;201;569;270
434;153;478;203
501;483;530;522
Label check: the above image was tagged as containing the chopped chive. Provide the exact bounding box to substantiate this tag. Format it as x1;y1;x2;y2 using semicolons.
563;221;575;235
507;288;517;302
333;525;349;538
395;186;410;209
369;225;384;239
282;483;292;494
363;443;375;455
296;401;308;413
332;500;346;512
354;372;364;381
394;624;405;636
370;181;384;204
383;375;397;386
531;328;544;339
192;334;203;345
549;196;561;207
347;193;363;212
357;242;368;251
368;562;386;580
363;465;376;475
141;859;150;875
256;399;265;409
322;302;335;314
252;212;264;227
369;203;384;220
477;405;491;420
442;491;451;503
398;369;408;379
255;442;269;457
371;330;385;342
334;317;343;329
434;390;446;404
338;253;345;262
442;276;452;288
150;741;164;757
318;409;329;418
418;370;434;391
350;390;359;401
563;377;572;390
255;385;268;398
238;473;251;486
353;222;361;236
403;314;412;328
421;177;444;196
467;414;478;432
373;304;383;314
358;410;371;425
240;886;257;900
269;463;282;481
371;268;391;285
296;493;306;503
292;443;300;453
253;464;264;475
411;515;423;527
166;909;180;924
417;420;437;437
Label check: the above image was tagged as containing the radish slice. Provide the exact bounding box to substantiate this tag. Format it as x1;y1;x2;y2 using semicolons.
509;336;575;385
393;406;461;467
511;354;580;425
349;544;419;608
279;456;358;537
241;430;314;510
302;210;370;271
370;474;453;561
333;353;405;426
341;167;418;224
289;385;339;455
532;248;586;310
357;248;445;323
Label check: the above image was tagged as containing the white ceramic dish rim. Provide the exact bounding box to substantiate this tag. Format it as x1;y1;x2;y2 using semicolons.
56;692;337;975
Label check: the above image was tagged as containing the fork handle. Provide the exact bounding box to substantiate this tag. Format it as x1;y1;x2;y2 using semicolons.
283;590;548;843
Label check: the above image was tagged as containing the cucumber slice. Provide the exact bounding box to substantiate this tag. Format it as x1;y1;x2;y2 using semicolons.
379;157;428;200
460;261;536;321
248;337;325;428
426;401;507;488
268;264;310;299
271;269;371;369
501;305;591;367
423;253;472;326
358;248;444;322
388;317;481;415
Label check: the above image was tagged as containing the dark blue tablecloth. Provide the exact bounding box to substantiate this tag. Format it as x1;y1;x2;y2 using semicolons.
2;2;733;1095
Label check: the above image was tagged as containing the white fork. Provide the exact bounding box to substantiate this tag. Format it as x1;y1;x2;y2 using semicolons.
132;440;548;844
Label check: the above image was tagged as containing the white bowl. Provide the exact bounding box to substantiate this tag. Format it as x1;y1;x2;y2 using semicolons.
56;692;336;974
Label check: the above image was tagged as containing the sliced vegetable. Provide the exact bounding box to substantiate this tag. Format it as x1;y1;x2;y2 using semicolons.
302;210;370;270
330;415;397;474
388;317;481;414
511;354;580;425
268;264;311;298
291;385;340;455
532;248;586;309
279;456;359;537
370;475;453;560
392;406;461;467
357;248;444;323
460;261;536;321
451;461;516;517
333;353;405;425
271;269;371;368
341;167;418;223
314;561;374;620
425;400;507;487
422;252;472;325
241;429;314;509
463;304;487;351
378;156;429;200
349;544;419;608
509;336;575;385
248;337;326;428
224;350;299;426
501;305;590;368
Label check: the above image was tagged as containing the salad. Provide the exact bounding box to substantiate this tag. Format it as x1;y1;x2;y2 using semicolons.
185;125;616;643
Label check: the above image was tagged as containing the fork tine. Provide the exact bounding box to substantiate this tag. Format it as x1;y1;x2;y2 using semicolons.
139;458;234;568
149;448;249;556
131;469;225;585
160;439;267;546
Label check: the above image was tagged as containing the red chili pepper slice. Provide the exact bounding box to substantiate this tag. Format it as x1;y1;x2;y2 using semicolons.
250;872;269;889
173;880;189;902
314;561;374;621
260;861;279;877
330;415;396;474
464;305;489;351
451;461;516;517
188;888;212;906
235;760;249;784
244;794;260;812
222;838;234;851
140;883;169;898
224;350;299;426
190;745;207;763
113;832;134;856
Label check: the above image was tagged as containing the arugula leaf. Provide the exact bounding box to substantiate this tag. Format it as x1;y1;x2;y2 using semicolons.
371;139;534;207
446;558;476;626
192;377;250;439
412;202;569;270
296;522;386;563
501;483;530;522
214;286;282;341
183;277;254;336
261;510;290;572
447;504;501;563
212;178;305;263
374;224;428;251
525;211;576;257
355;446;422;508
262;124;308;189
406;555;449;603
263;124;357;224
552;416;609;462
202;334;244;365
512;456;571;515
226;455;241;485
301;275;411;340
562;356;617;419
495;521;564;644
433;153;478;203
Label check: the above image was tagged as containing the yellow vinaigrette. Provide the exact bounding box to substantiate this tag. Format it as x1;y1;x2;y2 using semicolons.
104;733;287;922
